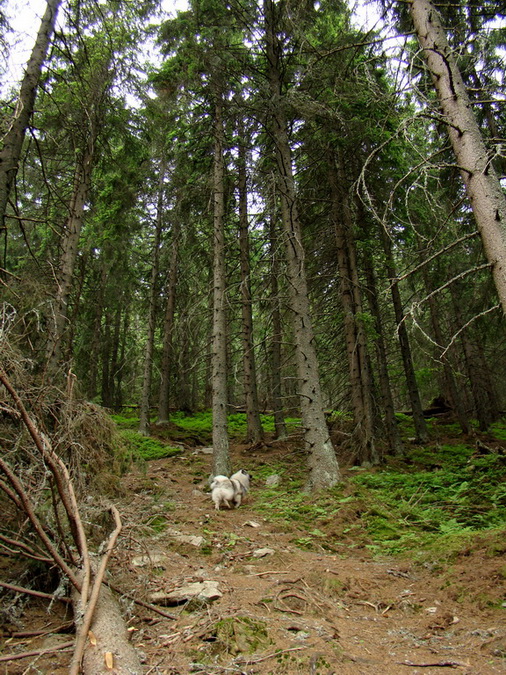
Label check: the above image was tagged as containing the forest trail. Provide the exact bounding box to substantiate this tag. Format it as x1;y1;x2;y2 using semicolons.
5;440;506;674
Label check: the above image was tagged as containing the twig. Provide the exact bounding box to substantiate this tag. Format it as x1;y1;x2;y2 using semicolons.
235;645;306;665
69;505;122;675
399;660;469;668
250;570;291;576
0;580;70;603
0;622;74;638
0;641;74;663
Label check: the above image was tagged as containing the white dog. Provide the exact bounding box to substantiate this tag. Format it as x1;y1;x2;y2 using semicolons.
210;469;251;511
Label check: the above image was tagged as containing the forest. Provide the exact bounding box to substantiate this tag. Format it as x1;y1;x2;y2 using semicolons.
0;0;505;673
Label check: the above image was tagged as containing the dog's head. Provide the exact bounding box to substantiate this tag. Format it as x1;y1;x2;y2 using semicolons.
230;469;251;490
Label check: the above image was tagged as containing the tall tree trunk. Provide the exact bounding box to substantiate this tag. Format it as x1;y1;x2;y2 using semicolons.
237;121;263;444
329;158;378;465
268;209;287;439
45;139;95;374
418;255;470;433
380;227;428;442
158;217;180;423
211;85;231;477
139;161;165;436
449;282;499;431
0;0;61;246
362;248;404;456
264;0;341;489
410;0;506;313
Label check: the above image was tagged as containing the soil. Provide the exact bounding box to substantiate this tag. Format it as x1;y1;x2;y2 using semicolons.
2;440;506;675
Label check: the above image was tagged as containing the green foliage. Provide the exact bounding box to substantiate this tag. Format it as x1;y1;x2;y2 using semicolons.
120;429;183;461
168;411;301;439
251;431;506;557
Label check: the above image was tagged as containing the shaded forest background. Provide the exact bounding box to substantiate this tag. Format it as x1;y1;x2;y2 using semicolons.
1;1;506;672
1;0;506;464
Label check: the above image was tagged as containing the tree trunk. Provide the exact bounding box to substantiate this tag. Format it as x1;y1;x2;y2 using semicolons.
329;158;378;465
410;0;506;313
419;255;470;433
237;122;264;444
0;0;62;241
74;583;142;675
139;160;165;436
449;282;499;431
45;139;95;374
380;226;428;442
268;210;287;439
158;216;180;424
211;85;231;477
264;0;341;489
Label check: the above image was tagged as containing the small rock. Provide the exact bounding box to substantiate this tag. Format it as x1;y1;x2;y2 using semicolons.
243;520;261;528
166;528;206;547
193;447;214;455
252;548;275;558
150;581;222;606
131;554;166;568
265;474;281;487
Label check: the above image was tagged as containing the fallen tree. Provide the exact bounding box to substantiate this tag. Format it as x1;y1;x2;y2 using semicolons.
0;363;142;674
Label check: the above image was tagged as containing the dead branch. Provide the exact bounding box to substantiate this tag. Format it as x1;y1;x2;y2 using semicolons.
0;641;74;664
0;532;53;562
0;580;70;603
0;455;81;590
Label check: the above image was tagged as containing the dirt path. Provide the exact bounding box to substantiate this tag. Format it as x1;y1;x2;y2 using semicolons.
3;444;506;674
110;447;506;675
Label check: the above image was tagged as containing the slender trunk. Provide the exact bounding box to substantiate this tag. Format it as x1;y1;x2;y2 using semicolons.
0;0;61;242
101;314;112;408
211;85;231;477
237;123;264;444
419;256;470;433
268;210;287;439
87;265;108;400
410;0;506;313
264;0;340;489
362;248;404;456
114;310;129;411
158;218;180;423
329;158;378;465
45;139;94;374
380;227;428;442
449;282;499;431
139;161;165;436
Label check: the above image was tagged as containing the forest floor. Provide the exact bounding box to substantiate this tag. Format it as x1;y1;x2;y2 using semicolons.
3;424;506;675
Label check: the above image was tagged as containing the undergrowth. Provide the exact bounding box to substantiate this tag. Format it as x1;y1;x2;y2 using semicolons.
120;429;183;461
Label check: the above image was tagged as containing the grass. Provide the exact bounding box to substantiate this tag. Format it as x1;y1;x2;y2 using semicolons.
169;410;301;438
120;429;183;461
110;407;506;559
252;420;506;557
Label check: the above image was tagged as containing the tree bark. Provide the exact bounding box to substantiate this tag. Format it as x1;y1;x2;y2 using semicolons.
211;84;231;477
45;138;95;374
158;210;180;423
380;226;428;442
362;247;404;456
449;282;499;431
264;0;341;489
329;157;378;465
268;209;287;439
139;160;165;435
0;0;62;240
410;0;506;313
237;121;264;444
